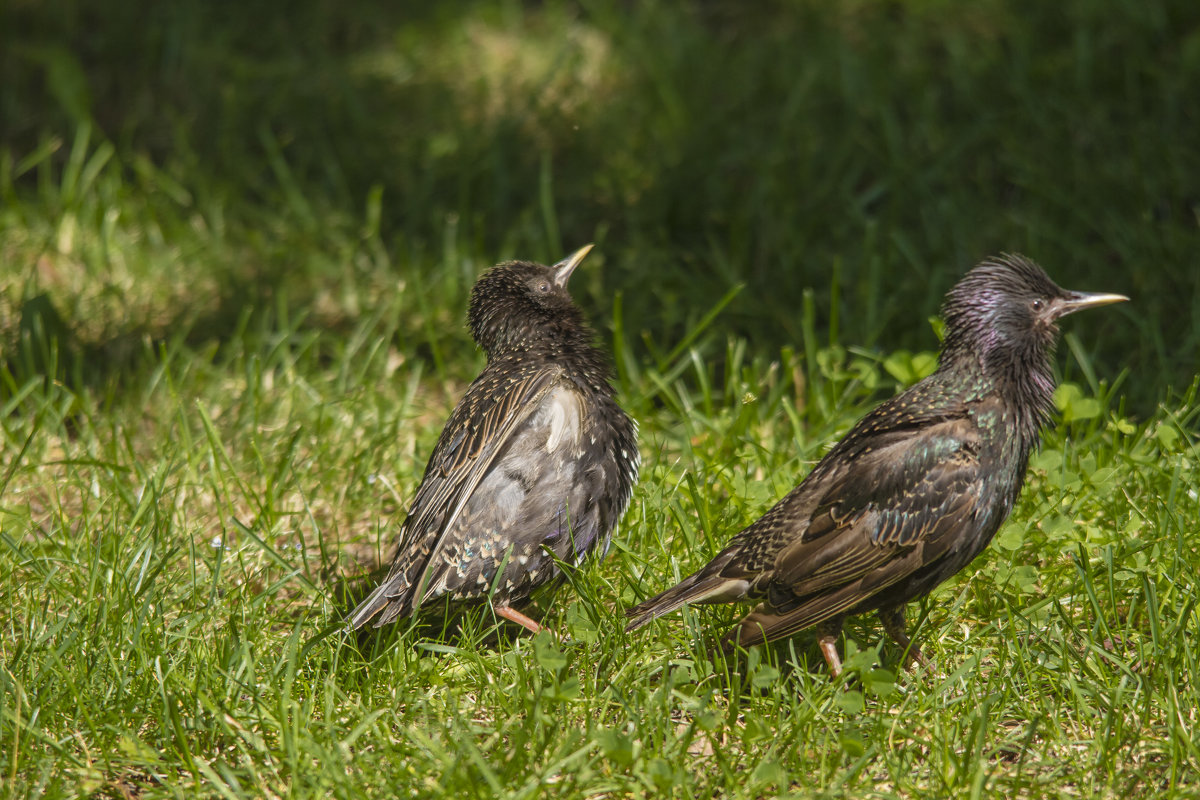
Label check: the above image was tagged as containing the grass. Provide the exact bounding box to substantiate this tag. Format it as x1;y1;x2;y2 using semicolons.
2;303;1198;799
2;0;1200;797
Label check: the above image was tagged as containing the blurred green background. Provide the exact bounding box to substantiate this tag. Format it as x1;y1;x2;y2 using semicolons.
2;0;1197;409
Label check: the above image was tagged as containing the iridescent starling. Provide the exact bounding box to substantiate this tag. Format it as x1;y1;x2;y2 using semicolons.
351;245;639;634
626;255;1126;675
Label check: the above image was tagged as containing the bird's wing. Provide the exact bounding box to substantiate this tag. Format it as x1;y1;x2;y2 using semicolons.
729;417;984;646
349;361;565;628
625;393;984;635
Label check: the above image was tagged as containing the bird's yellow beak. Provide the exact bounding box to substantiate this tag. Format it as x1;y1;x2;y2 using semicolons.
553;243;595;288
1056;291;1129;317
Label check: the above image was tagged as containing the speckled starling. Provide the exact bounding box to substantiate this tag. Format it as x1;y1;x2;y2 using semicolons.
625;254;1126;675
351;245;639;634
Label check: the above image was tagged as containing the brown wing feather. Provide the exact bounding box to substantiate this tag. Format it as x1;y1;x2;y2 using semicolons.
724;437;983;647
349;360;564;628
625;412;985;645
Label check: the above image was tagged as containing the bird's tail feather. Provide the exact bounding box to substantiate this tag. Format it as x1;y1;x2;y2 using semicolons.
625;571;749;632
348;577;409;630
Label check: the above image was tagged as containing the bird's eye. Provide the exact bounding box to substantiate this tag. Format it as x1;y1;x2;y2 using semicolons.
1031;298;1045;312
535;282;551;294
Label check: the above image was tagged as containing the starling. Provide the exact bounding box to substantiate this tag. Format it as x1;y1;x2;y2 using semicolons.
351;244;639;634
625;254;1126;675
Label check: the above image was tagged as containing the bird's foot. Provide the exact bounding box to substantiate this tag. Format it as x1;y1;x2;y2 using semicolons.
878;605;929;672
903;643;931;671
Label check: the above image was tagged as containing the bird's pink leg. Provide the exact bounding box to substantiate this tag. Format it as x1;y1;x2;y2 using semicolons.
495;605;543;634
816;618;844;677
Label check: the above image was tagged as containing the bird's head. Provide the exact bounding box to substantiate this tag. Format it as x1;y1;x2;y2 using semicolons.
468;244;594;355
940;253;1127;380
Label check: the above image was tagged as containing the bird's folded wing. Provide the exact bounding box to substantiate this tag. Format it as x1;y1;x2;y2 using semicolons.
770;418;983;599
720;421;983;646
356;362;565;621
